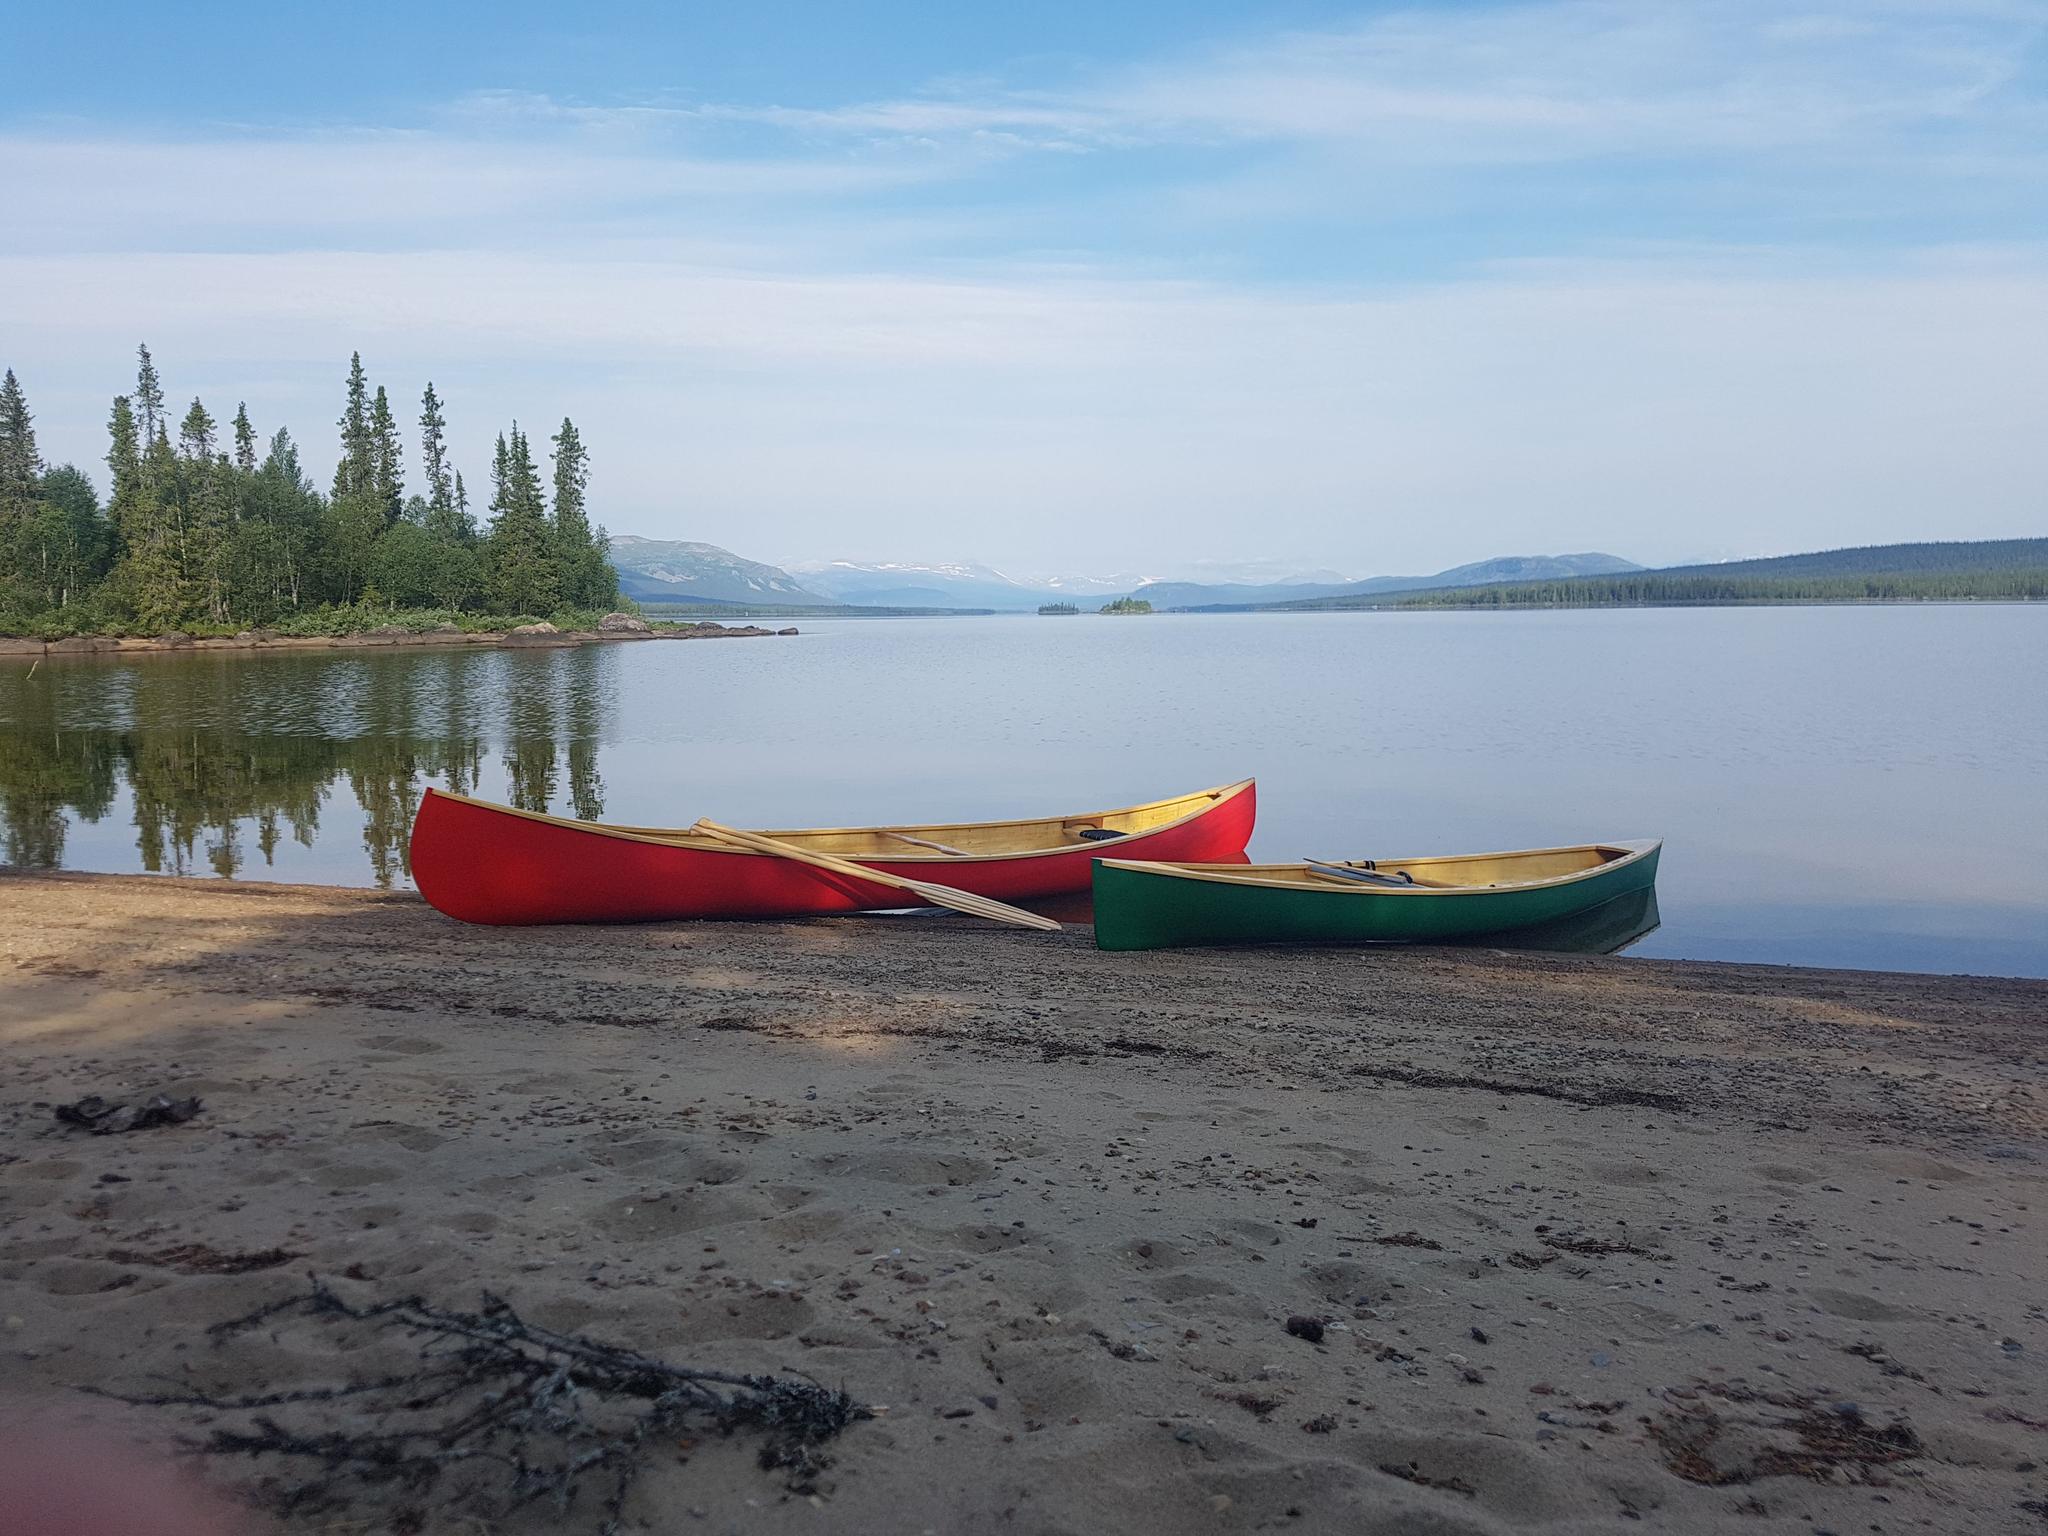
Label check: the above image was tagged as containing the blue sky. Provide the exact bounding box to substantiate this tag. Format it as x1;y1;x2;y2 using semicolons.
4;0;2045;574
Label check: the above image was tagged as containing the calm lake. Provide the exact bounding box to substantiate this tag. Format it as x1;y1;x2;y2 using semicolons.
2;607;2043;976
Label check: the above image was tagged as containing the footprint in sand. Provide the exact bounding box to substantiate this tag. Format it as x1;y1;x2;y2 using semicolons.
673;1289;815;1343
362;1035;445;1056
938;1222;1068;1259
356;1124;449;1154
1754;1163;1819;1184
1810;1287;1917;1322
1119;1237;1189;1272
1149;1271;1243;1304
590;1190;754;1242
760;1205;851;1243
809;1150;995;1187
1592;1160;1667;1186
6;1159;84;1183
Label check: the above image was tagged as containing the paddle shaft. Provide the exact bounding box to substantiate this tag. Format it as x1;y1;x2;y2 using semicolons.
691;820;1061;931
1305;859;1455;889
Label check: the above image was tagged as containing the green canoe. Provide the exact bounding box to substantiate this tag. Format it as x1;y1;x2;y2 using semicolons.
1091;839;1661;952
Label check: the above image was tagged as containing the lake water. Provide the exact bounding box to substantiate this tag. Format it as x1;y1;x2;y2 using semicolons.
2;607;2043;976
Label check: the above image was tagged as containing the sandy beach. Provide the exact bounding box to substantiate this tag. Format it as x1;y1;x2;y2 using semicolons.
1;869;2043;1533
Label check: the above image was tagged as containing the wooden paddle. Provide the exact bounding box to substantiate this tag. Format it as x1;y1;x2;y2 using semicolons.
691;820;1062;931
1304;859;1453;889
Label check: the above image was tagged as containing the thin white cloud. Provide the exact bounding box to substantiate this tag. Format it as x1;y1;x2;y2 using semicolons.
3;0;2044;569
688;0;2047;162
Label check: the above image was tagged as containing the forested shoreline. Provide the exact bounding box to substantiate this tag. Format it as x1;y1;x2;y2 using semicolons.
0;347;621;638
1262;539;2048;611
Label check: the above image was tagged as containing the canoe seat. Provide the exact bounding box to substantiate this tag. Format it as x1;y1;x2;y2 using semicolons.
1076;827;1127;842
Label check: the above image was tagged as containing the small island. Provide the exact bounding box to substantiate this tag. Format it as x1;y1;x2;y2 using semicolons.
1036;601;1079;615
1098;596;1153;614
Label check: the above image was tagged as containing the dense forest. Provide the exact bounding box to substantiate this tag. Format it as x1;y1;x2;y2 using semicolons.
1276;539;2048;611
0;347;619;636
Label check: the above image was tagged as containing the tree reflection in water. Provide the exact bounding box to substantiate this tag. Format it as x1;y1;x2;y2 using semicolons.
0;647;612;887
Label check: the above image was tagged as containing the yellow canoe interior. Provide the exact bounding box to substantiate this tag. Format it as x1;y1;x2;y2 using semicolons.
1105;840;1660;894
426;779;1253;861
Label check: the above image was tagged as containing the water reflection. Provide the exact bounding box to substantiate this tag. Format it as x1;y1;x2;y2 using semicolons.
0;647;610;887
4;609;2044;976
1447;886;1662;956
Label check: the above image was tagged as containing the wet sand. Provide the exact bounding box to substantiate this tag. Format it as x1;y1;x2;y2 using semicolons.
2;870;2043;1533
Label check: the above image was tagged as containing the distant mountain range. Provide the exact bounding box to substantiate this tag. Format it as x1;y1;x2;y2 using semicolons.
607;532;2038;614
1342;537;2048;610
609;536;833;606
1130;553;1643;610
615;540;1639;612
786;561;1063;610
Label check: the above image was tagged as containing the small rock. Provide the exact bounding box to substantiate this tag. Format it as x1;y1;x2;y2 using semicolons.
1285;1315;1326;1343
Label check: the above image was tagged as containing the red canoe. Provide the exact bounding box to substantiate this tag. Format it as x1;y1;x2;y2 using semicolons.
409;779;1256;925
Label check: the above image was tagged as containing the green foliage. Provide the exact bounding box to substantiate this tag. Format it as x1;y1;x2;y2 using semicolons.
1099;596;1153;614
0;350;622;636
1036;601;1079;614
483;425;561;615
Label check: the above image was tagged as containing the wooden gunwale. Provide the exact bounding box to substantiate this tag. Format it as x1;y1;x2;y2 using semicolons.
418;779;1254;862
1094;839;1661;894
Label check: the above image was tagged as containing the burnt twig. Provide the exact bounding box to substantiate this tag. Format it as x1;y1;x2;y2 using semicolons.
104;1278;868;1533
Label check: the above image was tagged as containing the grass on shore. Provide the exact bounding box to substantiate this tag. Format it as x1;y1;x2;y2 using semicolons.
0;603;638;643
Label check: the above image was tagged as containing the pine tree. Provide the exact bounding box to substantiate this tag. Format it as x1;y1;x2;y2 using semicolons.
370;384;403;522
232;403;257;474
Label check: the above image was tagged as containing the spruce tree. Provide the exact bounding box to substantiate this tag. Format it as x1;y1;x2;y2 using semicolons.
105;396;141;554
419;382;454;518
134;344;166;445
0;368;41;530
333;352;373;502
178;398;218;462
327;355;384;601
547;417;614;607
232;403;257;474
122;427;186;629
481;422;559;616
370;384;404;522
